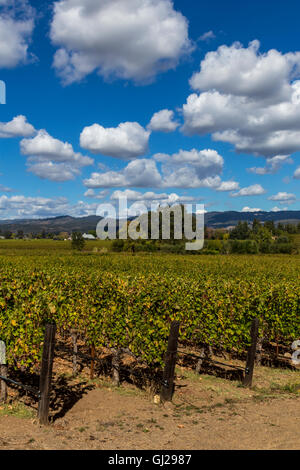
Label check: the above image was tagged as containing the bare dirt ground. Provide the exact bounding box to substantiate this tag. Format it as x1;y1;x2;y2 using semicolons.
1;363;300;450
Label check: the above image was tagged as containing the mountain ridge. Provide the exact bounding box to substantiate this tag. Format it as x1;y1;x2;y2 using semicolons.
0;210;299;233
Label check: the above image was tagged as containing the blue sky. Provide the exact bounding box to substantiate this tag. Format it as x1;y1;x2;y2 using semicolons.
0;0;299;219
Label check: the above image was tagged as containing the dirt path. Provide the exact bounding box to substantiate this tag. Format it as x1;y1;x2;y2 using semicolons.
1;384;300;450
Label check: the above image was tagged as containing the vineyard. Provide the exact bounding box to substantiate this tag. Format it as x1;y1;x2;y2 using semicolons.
0;243;299;377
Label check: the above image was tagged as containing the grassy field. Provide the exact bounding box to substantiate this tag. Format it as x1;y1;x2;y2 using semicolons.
0;238;299;276
0;238;113;255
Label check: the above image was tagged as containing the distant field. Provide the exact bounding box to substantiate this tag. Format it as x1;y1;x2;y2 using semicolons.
0;238;299;277
0;239;113;255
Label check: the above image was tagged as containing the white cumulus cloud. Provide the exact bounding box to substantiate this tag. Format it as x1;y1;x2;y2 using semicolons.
0;0;35;68
294;167;300;179
248;155;293;175
242;207;262;212
110;189;199;205
215;181;240;192
80;122;150;159
50;0;192;84
84;148;237;191
21;130;93;181
148;109;179;133
156;149;237;189
268;192;296;202
84;159;162;188
231;184;266;197
84;189;108;200
0;194;99;219
0;115;35;138
271;206;288;212
182;40;300;158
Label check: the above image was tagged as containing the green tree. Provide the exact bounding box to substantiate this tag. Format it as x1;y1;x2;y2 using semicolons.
17;230;24;239
264;220;276;235
229;221;251;240
4;231;12;239
111;239;125;252
252;218;261;234
71;232;85;251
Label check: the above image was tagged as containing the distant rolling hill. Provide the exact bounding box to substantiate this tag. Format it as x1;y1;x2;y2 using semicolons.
0;210;299;234
0;215;103;234
204;210;300;228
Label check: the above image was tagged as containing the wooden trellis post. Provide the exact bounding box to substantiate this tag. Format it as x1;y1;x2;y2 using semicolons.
71;331;78;376
160;321;180;402
243;318;259;387
38;324;56;425
0;341;7;403
90;345;96;380
112;349;121;387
